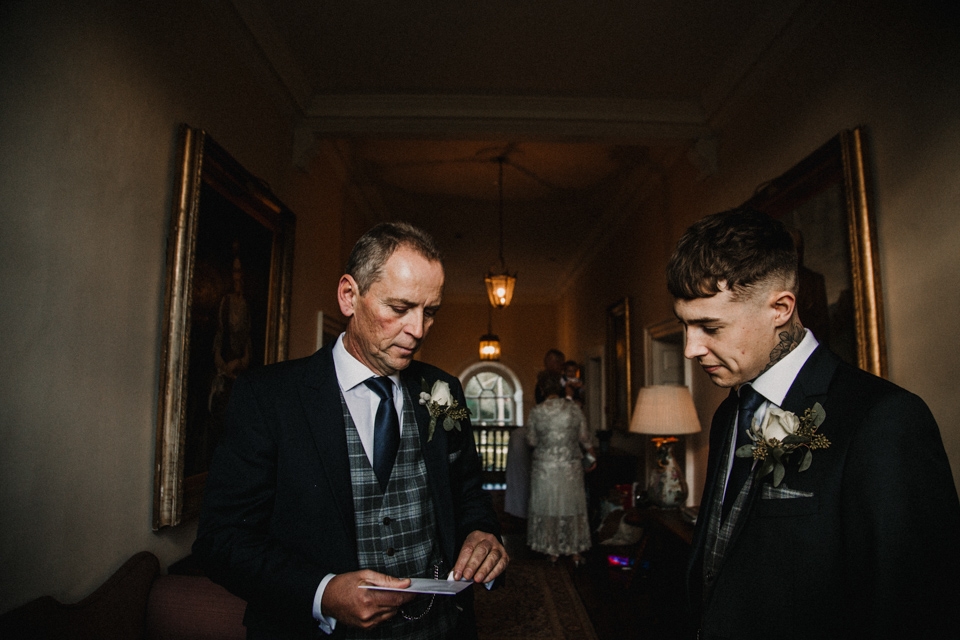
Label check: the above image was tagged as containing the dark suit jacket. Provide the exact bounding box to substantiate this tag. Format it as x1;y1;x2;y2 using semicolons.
687;346;960;639
193;345;500;638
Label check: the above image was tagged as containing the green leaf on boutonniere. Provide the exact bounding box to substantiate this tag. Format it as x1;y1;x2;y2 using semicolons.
735;444;755;457
810;403;826;428
799;448;813;472
758;456;776;480
773;460;786;487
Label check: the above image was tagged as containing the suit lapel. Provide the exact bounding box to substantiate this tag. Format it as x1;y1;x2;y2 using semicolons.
724;346;839;546
402;366;457;562
712;393;754;552
699;390;737;528
300;346;355;537
781;345;837;415
402;367;447;495
402;371;433;447
691;391;737;564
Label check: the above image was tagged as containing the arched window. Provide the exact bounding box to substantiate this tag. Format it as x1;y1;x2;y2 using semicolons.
460;362;524;490
459;362;524;426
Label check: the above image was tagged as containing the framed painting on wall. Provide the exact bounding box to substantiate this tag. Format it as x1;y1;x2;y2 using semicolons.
744;127;886;377
605;297;632;431
154;125;296;529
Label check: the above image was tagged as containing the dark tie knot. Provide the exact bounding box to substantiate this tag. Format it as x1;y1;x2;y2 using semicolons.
364;376;394;400
735;385;765;449
738;385;765;415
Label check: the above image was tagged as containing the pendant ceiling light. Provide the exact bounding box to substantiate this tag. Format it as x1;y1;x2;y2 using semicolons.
484;156;517;309
479;306;501;361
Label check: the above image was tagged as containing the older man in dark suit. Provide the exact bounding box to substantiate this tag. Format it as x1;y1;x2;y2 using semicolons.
669;208;960;639
194;222;508;639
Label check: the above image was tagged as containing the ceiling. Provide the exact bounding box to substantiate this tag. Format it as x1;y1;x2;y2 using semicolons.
221;0;818;301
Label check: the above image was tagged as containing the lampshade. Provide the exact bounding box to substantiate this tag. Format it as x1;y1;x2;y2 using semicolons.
484;273;516;308
629;385;701;436
479;334;501;360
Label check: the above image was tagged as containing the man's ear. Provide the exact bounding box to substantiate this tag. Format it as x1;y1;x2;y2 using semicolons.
771;290;797;328
337;275;358;318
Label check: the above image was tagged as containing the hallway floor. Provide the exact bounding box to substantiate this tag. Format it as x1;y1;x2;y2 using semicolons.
493;492;690;640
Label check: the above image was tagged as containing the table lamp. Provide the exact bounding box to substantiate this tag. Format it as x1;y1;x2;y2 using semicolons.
629;385;701;508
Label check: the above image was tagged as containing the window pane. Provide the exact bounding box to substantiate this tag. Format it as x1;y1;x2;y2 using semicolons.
476;371;497;389
478;397;497;421
462;366;520;426
466;397;479;420
465;378;482;395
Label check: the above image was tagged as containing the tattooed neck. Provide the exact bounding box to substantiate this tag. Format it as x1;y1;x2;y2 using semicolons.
759;320;805;376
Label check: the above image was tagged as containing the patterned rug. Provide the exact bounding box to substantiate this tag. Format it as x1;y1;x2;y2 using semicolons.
474;558;599;640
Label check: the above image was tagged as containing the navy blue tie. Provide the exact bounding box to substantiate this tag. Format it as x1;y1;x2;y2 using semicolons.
364;377;400;490
721;385;765;521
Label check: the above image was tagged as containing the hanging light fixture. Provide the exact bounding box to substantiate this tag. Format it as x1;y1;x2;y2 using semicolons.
478;306;501;360
484;156;517;308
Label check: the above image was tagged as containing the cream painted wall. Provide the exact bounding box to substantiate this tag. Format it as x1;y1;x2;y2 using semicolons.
563;0;960;502
283;144;359;361
0;0;321;612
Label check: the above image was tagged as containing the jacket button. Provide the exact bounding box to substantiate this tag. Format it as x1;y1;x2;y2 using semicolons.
386;547;396;556
383;517;392;526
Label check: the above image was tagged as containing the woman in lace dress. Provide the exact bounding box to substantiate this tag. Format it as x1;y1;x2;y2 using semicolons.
526;372;597;564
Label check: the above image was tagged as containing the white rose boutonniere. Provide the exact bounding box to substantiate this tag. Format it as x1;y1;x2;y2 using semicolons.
419;378;470;442
735;403;830;487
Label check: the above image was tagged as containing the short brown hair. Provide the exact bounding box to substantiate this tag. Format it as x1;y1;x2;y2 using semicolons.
666;207;798;300
346;222;443;294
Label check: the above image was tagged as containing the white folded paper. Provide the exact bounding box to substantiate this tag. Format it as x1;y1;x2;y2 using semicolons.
359;578;472;595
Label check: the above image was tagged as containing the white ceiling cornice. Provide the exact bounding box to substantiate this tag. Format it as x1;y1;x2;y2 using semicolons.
300;95;711;140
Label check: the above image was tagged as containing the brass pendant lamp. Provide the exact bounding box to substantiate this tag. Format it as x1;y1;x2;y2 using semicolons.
484;156;517;309
478;304;501;360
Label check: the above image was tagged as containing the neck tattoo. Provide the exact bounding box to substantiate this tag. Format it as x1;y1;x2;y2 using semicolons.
759;320;804;376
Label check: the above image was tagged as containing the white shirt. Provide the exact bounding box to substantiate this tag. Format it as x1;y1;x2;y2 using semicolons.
721;329;819;503
314;333;402;633
332;333;404;464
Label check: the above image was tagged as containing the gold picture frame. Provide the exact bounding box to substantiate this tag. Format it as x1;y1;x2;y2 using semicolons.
745;127;886;377
154;125;295;529
605;297;632;431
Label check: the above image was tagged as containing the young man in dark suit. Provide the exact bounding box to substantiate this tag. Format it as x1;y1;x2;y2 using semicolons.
194;222;508;639
669;208;960;639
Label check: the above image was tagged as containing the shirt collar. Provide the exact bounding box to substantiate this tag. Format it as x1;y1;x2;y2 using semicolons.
331;333;401;392
749;328;819;406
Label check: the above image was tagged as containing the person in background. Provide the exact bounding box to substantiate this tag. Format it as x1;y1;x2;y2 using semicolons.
535;348;565;404
560;360;584;405
195;222;508;640
669;207;960;639
502;421;531;523
526;372;597;567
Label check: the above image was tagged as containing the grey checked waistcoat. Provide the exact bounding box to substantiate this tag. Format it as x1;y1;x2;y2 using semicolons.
340;386;458;640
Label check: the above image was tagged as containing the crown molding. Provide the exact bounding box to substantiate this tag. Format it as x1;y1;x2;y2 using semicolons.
300;95;710;140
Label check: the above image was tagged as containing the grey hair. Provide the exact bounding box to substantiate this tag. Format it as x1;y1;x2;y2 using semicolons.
346;222;443;293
